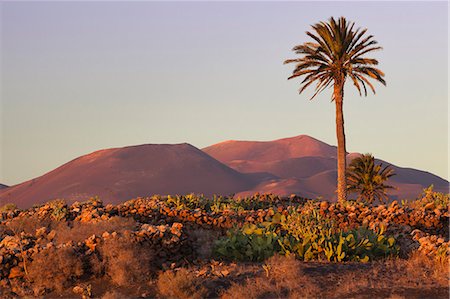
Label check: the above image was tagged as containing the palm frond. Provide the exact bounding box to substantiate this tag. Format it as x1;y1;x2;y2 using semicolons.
346;154;395;204
285;16;385;100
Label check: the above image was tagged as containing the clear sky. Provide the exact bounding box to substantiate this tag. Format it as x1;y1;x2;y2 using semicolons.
1;1;448;185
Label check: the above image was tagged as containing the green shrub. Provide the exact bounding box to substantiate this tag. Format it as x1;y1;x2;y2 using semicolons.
48;199;68;221
214;222;278;262
214;209;399;262
0;203;17;212
164;193;303;212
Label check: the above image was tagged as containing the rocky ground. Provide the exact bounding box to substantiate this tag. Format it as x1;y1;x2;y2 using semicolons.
0;191;448;298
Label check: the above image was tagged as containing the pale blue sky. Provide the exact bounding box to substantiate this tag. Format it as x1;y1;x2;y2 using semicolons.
1;1;448;185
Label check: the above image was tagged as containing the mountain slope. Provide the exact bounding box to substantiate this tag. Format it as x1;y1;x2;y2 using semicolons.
203;135;336;164
2;135;447;207
226;156;337;179
0;143;256;208
204;135;449;200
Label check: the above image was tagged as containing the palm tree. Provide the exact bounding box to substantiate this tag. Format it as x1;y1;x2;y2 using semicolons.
346;153;395;204
284;17;386;202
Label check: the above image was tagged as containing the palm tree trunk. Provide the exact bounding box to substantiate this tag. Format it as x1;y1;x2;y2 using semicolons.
334;82;347;202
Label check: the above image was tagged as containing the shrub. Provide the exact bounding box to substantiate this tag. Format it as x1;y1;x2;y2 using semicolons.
214;209;399;262
404;185;449;209
157;268;207;299
28;246;84;294
278;210;398;261
101;290;126;299
0;203;17;212
214;223;278;262
97;236;155;287
7;214;54;236
164;193;303;212
222;255;317;299
48;199;69;221
54;216;137;244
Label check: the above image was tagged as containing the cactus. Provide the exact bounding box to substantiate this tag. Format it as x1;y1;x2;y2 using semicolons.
214;208;399;262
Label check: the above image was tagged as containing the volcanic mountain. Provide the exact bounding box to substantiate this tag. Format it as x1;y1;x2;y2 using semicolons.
0;143;257;208
203;135;449;200
1;135;448;208
0;184;8;189
203;135;336;166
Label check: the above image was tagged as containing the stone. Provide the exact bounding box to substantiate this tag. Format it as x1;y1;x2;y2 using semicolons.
35;227;47;238
47;230;57;241
0;236;19;250
8;266;24;279
220;269;230;277
73;285;84;294
424;202;435;210
320;201;329;210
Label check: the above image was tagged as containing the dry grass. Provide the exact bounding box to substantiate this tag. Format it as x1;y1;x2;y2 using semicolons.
221;253;449;299
157;268;207;299
28;246;84;295
222;254;318;299
97;236;155;287
101;290;127;299
6;215;53;235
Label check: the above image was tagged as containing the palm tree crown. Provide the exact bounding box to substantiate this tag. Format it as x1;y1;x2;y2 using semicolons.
347;154;395;204
284;16;386;99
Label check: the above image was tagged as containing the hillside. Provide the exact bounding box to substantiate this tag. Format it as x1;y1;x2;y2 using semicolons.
204;135;449;200
202;135;337;163
0;143;256;208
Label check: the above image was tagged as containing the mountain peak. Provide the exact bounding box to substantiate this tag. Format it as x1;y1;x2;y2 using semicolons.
203;134;336;164
274;134;316;141
0;142;253;208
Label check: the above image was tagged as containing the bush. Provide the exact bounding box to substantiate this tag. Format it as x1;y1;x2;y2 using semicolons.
278;209;398;262
157;268;207;299
48;199;69;221
214;223;278;262
0;203;17;212
404;185;449;209
214;209;399;262
97;236;155;287
101;290;126;299
164;193;303;212
222;255;318;299
28;246;84;294
54;216;137;244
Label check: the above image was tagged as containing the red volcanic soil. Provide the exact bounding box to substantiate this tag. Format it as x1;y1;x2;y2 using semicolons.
203;135;336;164
0;143;256;208
236;170;338;200
227;156;337;178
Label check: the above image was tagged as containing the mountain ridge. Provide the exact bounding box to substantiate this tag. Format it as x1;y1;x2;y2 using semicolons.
203;135;449;199
0;143;256;208
1;135;448;208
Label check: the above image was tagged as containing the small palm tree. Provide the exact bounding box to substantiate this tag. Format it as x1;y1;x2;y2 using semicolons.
346;153;395;204
284;17;386;202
